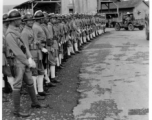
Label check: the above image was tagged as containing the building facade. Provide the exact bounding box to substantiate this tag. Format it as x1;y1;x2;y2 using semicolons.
13;0;99;15
61;0;98;14
99;0;149;20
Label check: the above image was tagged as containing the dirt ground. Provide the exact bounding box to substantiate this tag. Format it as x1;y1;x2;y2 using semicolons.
2;46;86;120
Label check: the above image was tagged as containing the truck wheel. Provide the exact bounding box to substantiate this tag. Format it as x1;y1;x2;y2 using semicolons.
139;26;144;30
128;24;134;31
115;23;120;31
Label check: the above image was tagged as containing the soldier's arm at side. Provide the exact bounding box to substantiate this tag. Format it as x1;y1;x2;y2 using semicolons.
6;34;29;66
48;25;53;39
33;27;40;43
21;32;33;59
21;32;29;49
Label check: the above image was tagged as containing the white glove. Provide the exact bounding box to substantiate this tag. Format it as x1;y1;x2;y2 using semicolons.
32;59;36;68
28;58;35;68
42;48;48;53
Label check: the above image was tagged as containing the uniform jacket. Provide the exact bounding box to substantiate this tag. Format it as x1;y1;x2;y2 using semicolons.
21;25;42;61
48;22;54;39
3;34;7;66
32;22;46;43
41;23;51;40
6;25;31;67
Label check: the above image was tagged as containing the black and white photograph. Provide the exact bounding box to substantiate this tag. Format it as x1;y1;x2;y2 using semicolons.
2;0;149;119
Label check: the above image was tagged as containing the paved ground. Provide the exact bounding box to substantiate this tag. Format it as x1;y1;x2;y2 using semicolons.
73;28;149;120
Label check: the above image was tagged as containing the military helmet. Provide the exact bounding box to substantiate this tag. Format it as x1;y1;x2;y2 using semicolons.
49;13;55;18
34;10;44;19
7;9;21;21
3;13;9;22
23;12;34;21
43;11;49;18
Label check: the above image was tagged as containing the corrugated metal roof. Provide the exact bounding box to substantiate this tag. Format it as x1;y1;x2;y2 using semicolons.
14;0;33;9
14;0;61;9
101;0;145;10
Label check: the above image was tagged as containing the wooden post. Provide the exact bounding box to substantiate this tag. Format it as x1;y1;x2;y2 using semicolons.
108;3;109;13
101;3;102;13
113;2;119;19
31;2;34;15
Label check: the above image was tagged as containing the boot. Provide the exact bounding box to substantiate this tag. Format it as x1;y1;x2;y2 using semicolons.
38;91;50;96
27;85;48;108
36;94;45;100
13;90;30;117
57;66;64;70
45;82;56;87
31;103;49;109
51;78;61;83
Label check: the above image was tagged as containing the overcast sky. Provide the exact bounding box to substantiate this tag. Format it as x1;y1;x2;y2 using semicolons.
3;0;149;5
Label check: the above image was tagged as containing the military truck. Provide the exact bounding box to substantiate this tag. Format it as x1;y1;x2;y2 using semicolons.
115;13;145;31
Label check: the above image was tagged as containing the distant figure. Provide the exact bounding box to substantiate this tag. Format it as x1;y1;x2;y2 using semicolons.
145;13;149;40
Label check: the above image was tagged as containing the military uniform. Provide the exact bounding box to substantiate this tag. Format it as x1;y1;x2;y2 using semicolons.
5;9;49;118
32;10;52;95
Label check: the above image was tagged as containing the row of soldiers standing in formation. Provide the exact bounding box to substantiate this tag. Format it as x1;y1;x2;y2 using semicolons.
3;9;106;117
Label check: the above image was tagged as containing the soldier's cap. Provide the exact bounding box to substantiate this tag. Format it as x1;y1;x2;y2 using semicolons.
3;13;9;22
34;10;44;19
7;9;22;21
23;12;34;21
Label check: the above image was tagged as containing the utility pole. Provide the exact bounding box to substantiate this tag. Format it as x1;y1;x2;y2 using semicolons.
111;0;120;19
73;0;75;13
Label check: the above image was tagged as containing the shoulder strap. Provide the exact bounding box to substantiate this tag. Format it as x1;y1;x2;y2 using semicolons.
6;32;25;46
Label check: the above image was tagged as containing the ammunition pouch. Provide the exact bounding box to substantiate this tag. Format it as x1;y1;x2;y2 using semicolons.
20;45;26;54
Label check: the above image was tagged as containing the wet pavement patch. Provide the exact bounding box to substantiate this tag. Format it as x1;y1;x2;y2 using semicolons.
128;108;149;115
78;100;122;119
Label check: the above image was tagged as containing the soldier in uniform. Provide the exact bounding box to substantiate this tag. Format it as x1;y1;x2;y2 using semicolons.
48;14;61;83
32;10;52;96
41;11;57;87
71;15;80;53
3;13;15;92
21;12;50;100
48;14;60;83
3;13;12;102
58;16;66;66
5;9;48;117
51;15;64;74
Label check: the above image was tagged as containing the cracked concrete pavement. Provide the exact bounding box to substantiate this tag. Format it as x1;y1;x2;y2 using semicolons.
73;29;149;120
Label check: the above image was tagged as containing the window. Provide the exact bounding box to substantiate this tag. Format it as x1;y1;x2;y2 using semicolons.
69;8;73;13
